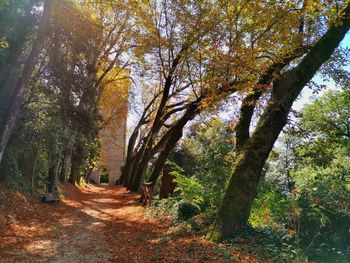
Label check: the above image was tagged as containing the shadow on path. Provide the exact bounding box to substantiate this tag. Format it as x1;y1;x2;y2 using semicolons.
0;184;258;263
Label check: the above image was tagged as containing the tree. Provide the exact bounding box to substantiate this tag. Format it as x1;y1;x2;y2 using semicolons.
44;0;133;185
0;0;53;165
257;88;350;259
121;0;222;191
171;117;235;210
121;0;311;191
0;0;39;100
301;89;350;142
0;0;132;193
207;3;350;241
265;134;299;195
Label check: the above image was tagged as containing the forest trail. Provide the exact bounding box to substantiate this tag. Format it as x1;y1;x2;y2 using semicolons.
0;184;258;263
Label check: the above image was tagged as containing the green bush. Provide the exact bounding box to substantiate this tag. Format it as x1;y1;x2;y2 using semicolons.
174;173;205;208
175;201;201;221
145;196;178;222
249;184;292;229
0;148;31;194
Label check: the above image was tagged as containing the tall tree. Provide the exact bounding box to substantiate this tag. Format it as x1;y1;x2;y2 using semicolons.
45;0;133;184
121;0;221;191
207;3;350;241
0;0;53;165
121;0;327;192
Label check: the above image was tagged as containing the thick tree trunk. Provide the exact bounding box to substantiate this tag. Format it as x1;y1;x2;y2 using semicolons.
127;131;167;191
0;3;33;99
129;99;201;191
121;156;137;188
59;132;76;183
148;100;201;184
60;150;72;183
120;92;164;185
207;6;350;241
48;153;62;194
129;149;152;191
0;34;27;103
127;130;175;190
207;101;290;241
148;128;183;185
0;0;53;165
122;154;136;186
124;140;145;189
127;116;187;190
120;153;134;185
235;92;262;150
70;153;82;185
69;138;84;186
120;128;140;185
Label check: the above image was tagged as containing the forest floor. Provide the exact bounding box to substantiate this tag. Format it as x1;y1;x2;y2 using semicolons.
0;183;261;263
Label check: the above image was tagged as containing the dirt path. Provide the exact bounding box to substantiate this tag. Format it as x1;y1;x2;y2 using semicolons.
0;184;258;263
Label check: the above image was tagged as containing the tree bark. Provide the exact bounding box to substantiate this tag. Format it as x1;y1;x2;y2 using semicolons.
128;146;151;191
48;152;62;194
0;3;34;99
0;0;53;165
119;92;161;185
235;92;262;150
70;151;83;185
148;128;183;185
207;100;291;241
59;130;77;183
31;137;41;192
123;45;190;191
207;5;350;241
235;45;311;150
0;33;27;103
120;113;150;186
148;99;202;184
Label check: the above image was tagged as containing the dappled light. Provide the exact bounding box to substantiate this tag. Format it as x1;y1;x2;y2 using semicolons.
0;183;259;262
1;0;350;261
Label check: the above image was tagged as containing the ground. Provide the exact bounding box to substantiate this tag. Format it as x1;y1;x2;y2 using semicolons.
0;184;261;263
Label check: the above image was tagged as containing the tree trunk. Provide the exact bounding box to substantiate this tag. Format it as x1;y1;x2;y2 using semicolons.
70;152;83;185
129;148;151;191
148;99;201;184
207;100;290;241
207;5;350;241
125;132;154;190
0;3;33;99
120;92;164;185
129;97;202;191
0;0;53;165
59;131;76;183
31;137;41;192
121;154;135;185
123;47;190;191
148;128;183;185
120;128;140;185
120;151;138;185
48;153;62;194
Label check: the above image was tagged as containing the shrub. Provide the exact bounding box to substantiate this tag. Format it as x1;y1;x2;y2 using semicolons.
175;201;201;221
174;174;205;208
